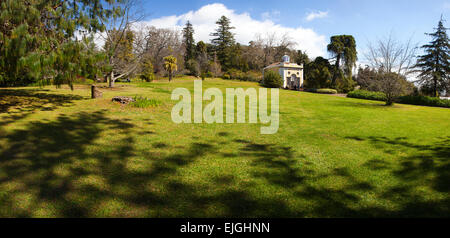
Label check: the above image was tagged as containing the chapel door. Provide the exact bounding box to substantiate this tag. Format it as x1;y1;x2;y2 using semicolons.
290;74;298;89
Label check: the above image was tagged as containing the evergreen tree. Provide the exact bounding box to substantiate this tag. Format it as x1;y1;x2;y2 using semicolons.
294;50;310;65
415;16;450;97
183;21;196;74
210;16;236;71
0;0;116;88
196;41;209;75
304;57;332;89
327;35;357;89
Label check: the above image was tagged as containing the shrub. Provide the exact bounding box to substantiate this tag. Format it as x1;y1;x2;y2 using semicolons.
140;59;155;82
226;69;245;80
130;96;162;108
241;74;256;82
347;90;387;101
73;77;94;85
200;72;206;81
262;70;283;88
205;71;214;78
241;71;262;82
397;95;450;108
185;59;200;77
222;74;231;80
335;76;356;93
316;88;338;94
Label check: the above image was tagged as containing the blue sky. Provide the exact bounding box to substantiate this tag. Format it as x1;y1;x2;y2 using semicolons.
139;0;450;60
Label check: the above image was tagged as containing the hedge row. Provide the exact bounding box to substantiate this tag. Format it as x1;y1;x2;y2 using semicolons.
347;90;450;108
347;90;386;101
397;95;450;108
316;88;338;94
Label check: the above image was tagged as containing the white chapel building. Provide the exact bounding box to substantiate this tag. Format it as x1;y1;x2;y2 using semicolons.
263;55;304;90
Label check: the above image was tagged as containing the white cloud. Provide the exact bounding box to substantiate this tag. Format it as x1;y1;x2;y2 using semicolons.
261;10;281;21
141;3;327;58
305;10;329;22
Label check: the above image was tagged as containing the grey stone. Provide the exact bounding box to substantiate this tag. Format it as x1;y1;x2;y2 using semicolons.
112;96;135;104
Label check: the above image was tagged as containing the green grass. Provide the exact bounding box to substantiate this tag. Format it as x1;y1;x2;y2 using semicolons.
0;78;449;217
130;96;162;108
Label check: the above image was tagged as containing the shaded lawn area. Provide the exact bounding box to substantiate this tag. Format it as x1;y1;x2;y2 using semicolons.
0;79;449;217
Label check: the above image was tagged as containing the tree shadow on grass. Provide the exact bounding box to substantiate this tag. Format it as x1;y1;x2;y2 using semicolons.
1;107;447;217
344;135;450;217
231;139;380;217
0;88;85;127
347;136;449;194
167;135;449;217
235;139;305;189
0;110;296;217
227;136;449;217
0;110;134;217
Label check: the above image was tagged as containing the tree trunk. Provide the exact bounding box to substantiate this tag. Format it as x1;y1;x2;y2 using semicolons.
385;97;394;106
169;72;172;81
109;71;115;88
332;54;341;86
91;85;103;99
434;77;438;97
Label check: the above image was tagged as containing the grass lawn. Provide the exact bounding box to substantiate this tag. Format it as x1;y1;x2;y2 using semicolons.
0;78;449;217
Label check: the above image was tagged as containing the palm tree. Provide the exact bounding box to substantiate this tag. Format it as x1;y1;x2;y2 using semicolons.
163;55;178;81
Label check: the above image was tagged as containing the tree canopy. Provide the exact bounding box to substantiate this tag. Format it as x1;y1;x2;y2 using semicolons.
327;35;357;90
0;0;120;88
163;55;177;81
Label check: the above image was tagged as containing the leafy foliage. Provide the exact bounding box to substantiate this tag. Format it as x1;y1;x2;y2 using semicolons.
262;70;283;88
304;57;332;89
139;58;155;82
294;50;310;65
185;59;200;77
0;0;115;87
163;55;178;81
347;90;387;101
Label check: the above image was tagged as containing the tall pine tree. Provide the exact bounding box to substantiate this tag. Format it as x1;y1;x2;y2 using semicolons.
415;16;450;97
210;16;236;71
183;21;196;74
